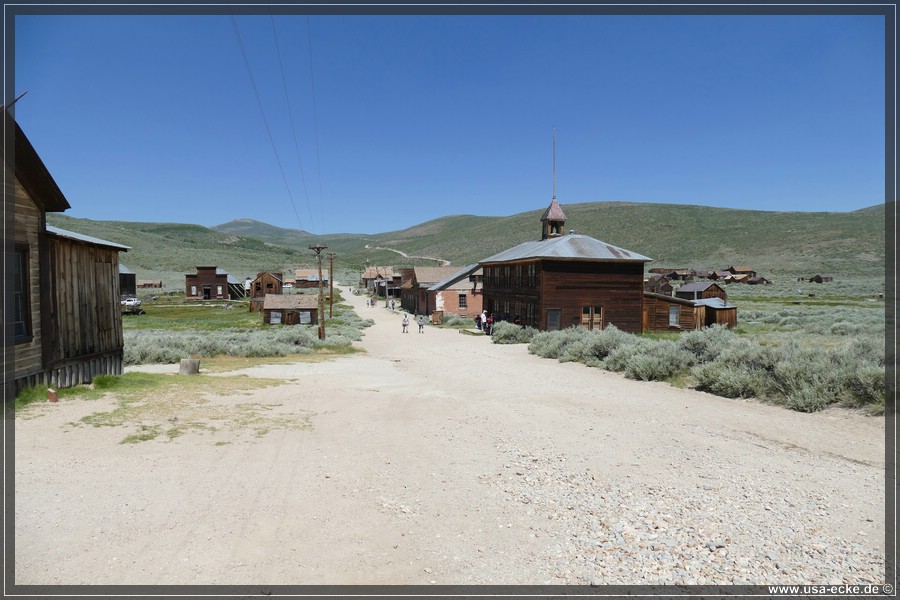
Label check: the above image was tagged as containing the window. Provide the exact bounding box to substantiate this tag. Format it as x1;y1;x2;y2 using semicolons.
581;305;603;330
547;309;561;331
13;248;30;341
191;285;197;296
458;294;467;309
217;285;223;296
669;305;680;327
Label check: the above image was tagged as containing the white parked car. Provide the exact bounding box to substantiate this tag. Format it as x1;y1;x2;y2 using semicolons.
121;297;142;308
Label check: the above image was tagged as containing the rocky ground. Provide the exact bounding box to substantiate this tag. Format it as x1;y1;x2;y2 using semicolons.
13;290;887;587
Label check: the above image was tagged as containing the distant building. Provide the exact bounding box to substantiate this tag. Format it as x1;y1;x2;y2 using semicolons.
810;274;833;283
400;266;462;314
674;282;727;302
426;264;484;318
294;268;330;289
185;267;246;300
119;263;137;297
643;292;737;331
262;294;318;325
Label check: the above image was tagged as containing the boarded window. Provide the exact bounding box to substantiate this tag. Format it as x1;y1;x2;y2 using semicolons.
669;305;680;327
13;248;30;341
458;294;467;308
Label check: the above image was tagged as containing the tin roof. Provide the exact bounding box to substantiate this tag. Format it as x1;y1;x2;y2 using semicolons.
46;225;130;251
676;282;720;293
643;292;736;309
427;263;481;292
480;233;651;264
262;294;319;310
693;297;737;309
412;266;461;286
213;268;241;285
119;263;135;274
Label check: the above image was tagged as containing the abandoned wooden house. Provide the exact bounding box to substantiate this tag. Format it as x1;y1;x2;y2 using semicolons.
810;274;834;283
425;264;484;318
360;266;401;297
674;282;727;302
251;272;284;297
747;276;771;285
119;263;137;297
643;292;737;331
137;279;163;288
262;293;319;325
399;266;462;314
644;274;673;296
294;268;329;289
708;270;733;281
479;198;651;333
185;266;246;300
727;265;757;278
9;112;129;392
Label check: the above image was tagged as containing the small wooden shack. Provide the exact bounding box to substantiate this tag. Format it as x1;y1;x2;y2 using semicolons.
644;274;673;296
119;263;137;297
137;280;163;288
294;268;329;289
810;274;834;283
262;294;319;325
674;282;727;301
727;265;757;278
643;292;737;331
251;272;284;298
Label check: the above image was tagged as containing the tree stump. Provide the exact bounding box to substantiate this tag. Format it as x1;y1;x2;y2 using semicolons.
179;358;200;375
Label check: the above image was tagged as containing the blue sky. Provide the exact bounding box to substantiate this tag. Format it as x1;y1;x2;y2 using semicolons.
13;12;886;235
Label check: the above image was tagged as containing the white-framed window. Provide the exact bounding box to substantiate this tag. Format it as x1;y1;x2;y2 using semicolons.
669;305;680;327
217;285;223;296
191;285;197;296
458;294;467;309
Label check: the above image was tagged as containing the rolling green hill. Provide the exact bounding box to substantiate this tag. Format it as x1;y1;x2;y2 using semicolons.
48;201;885;289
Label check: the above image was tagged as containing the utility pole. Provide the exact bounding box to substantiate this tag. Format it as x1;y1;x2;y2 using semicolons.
327;253;336;318
309;243;327;339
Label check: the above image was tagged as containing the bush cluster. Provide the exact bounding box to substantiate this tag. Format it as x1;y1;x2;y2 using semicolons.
125;303;373;365
491;321;538;344
522;323;884;413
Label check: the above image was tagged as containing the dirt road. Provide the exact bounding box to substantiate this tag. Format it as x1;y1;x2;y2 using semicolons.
14;291;886;586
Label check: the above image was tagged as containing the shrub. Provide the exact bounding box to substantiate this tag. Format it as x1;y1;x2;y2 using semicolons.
605;339;693;381
491;321;538;344
844;364;885;408
578;325;637;366
442;312;469;327
677;325;735;364
692;362;766;398
528;327;590;360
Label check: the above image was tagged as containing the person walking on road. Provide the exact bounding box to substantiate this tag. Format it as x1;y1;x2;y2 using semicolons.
417;315;425;333
402;314;409;333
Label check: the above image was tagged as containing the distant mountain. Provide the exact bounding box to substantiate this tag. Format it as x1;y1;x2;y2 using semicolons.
49;201;885;289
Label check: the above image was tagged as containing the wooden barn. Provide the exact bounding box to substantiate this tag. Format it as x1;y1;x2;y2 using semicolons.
262;294;318;325
119;263;137;297
185;266;246;300
810;274;834;283
674;282;727;302
479;199;651;333
425;264;484;318
399;266;461;315
251;272;284;297
643;292;737;331
9;111;129;393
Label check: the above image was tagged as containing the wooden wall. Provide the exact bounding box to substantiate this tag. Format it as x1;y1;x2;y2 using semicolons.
643;295;703;331
185;267;229;300
13;176;45;382
42;235;123;370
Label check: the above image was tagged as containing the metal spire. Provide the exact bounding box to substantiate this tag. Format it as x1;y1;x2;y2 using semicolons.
552;128;557;200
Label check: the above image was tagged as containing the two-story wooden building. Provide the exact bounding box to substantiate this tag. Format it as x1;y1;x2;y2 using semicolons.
185;266;246;300
479;199;651;333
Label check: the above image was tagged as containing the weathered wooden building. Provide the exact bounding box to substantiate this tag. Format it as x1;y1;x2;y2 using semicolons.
360;266;401;297
251;272;284;297
727;265;757;278
674;282;727;302
399;266;462;314
137;279;163;288
479;199;651;333
810;274;833;283
425;264;484;318
643;292;737;331
262;294;319;325
185;266;246;300
119;263;137;297
644;274;673;296
9;113;129;393
294;268;329;289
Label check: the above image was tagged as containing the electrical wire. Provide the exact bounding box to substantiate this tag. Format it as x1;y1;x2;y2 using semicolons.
270;15;316;234
305;16;326;233
230;15;305;233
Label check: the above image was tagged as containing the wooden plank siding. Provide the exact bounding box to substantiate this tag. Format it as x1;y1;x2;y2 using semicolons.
643;294;704;331
42;234;123;369
13;177;45;381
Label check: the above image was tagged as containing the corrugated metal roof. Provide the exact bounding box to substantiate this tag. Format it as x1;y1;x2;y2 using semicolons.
427;263;480;292
479;234;651;264
263;294;319;310
46;225;130;251
413;266;460;285
676;282;719;293
693;297;736;309
119;263;134;274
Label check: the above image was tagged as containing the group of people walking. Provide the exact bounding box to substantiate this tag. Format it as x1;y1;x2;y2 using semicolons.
474;310;494;335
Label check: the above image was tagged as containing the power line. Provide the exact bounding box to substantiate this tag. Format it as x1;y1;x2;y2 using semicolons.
230;15;305;232
306;16;326;233
270;15;316;234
